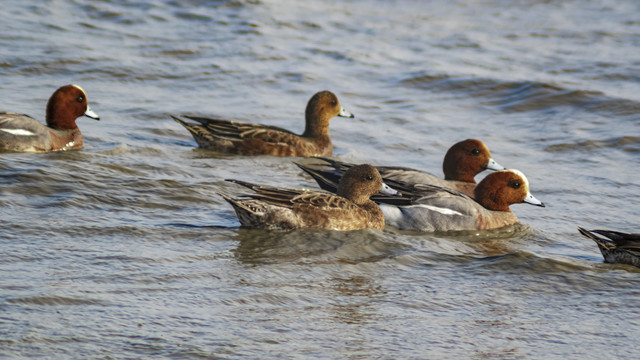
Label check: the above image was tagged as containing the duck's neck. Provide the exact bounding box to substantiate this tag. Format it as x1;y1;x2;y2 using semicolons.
302;117;330;138
443;165;476;183
448;181;476;198
46;103;78;130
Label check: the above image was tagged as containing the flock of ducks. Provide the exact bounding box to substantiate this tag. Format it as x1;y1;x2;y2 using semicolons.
1;85;638;268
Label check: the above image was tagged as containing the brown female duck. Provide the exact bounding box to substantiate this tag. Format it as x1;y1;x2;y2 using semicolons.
172;90;353;157
220;164;396;231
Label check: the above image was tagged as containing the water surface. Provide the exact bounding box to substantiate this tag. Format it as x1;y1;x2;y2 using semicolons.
1;0;640;358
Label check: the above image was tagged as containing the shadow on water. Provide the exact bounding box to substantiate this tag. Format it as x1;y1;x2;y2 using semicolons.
387;223;536;257
230;227;406;266
226;223;554;268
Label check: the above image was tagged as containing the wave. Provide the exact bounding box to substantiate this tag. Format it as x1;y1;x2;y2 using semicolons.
401;73;640;118
544;136;640;153
8;295;102;306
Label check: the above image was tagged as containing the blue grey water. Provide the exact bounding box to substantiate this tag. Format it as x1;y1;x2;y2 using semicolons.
1;0;639;358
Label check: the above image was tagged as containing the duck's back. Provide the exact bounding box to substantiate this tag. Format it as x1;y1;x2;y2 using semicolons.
379;193;480;231
377;166;480;197
224;191;382;231
378;186;517;232
174;116;331;157
376;166;452;190
0;112;52;152
292;196;383;231
236;129;331;157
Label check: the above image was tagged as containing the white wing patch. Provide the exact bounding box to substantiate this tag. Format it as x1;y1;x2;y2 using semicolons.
410;204;464;216
0;128;36;136
380;203;464;218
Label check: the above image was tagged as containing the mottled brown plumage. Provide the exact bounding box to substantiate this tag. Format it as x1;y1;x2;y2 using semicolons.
172;90;353;157
220;164;386;231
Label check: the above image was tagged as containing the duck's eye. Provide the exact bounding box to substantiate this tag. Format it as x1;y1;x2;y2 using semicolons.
509;180;520;189
365;175;373;181
471;148;481;156
76;96;84;103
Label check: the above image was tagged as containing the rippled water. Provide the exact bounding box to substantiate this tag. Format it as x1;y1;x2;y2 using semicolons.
2;0;640;358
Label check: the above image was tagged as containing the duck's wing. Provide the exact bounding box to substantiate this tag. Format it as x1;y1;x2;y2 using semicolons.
373;182;483;231
0;112;52;151
311;157;447;189
292;191;359;211
297;161;418;196
375;167;444;187
0;112;48;135
226;179;356;211
295;162;341;193
314;157;431;176
225;179;304;208
173;115;299;142
373;183;474;209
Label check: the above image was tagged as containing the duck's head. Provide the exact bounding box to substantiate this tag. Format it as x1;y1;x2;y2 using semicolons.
474;169;544;212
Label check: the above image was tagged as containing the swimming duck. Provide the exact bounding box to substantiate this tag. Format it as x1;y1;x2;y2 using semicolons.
302;139;504;197
172;90;354;157
0;84;99;152
578;227;640;267
219;164;396;231
375;169;545;231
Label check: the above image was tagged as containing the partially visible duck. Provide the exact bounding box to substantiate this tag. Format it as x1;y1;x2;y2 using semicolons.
578;227;640;267
304;139;504;197
172;90;354;157
373;169;545;232
0;84;100;152
219;164;397;231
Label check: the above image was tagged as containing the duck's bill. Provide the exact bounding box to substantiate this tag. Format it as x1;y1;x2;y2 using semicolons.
523;192;545;207
380;182;400;196
486;158;506;171
84;105;100;120
338;107;355;118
